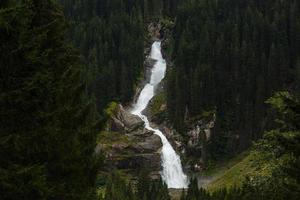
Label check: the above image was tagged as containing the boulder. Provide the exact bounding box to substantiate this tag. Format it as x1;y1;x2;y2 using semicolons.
130;134;162;153
116;153;161;170
99;131;163;172
97;103;163;172
111;104;144;133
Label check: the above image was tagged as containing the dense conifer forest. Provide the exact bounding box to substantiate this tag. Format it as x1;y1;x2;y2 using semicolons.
0;0;99;199
166;0;300;159
1;0;299;200
60;0;145;113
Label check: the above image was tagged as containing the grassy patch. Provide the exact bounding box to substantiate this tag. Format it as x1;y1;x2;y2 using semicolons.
104;101;118;117
160;18;175;29
203;151;249;176
207;152;258;191
201;110;215;121
97;131;129;144
97;131;132;150
149;92;166;116
97;186;105;199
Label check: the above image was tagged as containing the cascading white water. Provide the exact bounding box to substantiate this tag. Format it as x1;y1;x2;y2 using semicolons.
131;41;188;189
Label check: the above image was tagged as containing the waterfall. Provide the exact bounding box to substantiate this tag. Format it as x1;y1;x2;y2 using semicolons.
131;41;188;189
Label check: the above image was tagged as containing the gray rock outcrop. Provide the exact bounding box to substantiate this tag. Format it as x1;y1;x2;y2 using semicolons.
96;103;162;173
110;104;144;133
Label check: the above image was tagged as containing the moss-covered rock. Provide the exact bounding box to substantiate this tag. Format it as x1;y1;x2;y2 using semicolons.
145;92;167;123
104;102;118;117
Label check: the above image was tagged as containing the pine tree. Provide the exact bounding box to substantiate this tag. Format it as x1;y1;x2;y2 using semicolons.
0;1;99;199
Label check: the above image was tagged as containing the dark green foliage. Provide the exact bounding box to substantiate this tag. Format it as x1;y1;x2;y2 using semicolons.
246;92;300;199
59;0;145;114
180;92;300;200
186;178;200;200
180;178;212;200
167;0;300;158
0;0;99;199
103;172;135;200
161;0;182;17
102;172;170;200
1;0;299;199
266;92;300;131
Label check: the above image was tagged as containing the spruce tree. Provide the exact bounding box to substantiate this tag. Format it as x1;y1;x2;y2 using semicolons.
0;0;98;199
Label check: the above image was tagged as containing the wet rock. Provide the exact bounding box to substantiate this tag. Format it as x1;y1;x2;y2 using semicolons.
98;131;162;172
97;21;173;177
148;22;162;41
111;104;144;133
116;153;161;170
98;102;163;172
145;58;156;69
130;134;162;153
94;143;102;155
103;132;162;169
144;58;156;83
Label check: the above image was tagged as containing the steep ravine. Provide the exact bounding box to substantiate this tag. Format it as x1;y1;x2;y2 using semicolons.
131;41;188;189
95;22;184;184
143;21;222;191
95;21;218;192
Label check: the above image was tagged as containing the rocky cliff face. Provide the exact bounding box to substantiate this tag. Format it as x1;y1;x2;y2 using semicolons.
95;22;169;178
142;20;218;174
185;117;215;172
145;91;216;173
96;104;162;175
96;20;216;181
